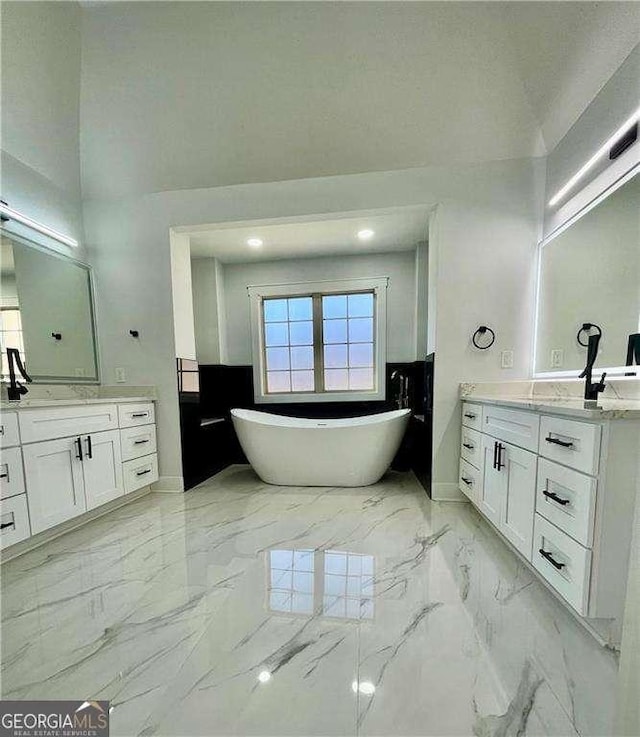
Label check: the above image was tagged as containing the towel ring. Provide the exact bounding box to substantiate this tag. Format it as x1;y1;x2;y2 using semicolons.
576;322;602;347
472;325;496;350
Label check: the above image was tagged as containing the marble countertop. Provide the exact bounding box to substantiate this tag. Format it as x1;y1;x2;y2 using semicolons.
1;396;156;411
462;395;640;419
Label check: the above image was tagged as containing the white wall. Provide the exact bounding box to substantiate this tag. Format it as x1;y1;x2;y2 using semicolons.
1;2;84;256
217;251;417;366
170;233;196;360
84;157;542;489
191;258;223;364
79;2;544;200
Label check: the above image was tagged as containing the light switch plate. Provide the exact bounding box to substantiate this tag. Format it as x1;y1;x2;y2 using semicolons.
501;350;514;369
115;367;126;383
551;349;564;368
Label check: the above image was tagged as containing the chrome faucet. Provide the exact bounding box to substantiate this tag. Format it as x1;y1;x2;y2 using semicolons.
5;347;32;401
391;370;410;409
578;333;606;402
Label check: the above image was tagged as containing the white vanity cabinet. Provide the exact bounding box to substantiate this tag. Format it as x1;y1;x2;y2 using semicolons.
0;398;157;551
459;398;640;635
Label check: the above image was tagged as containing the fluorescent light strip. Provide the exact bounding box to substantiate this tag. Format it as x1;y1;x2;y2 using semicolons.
0;203;79;248
548;105;640;207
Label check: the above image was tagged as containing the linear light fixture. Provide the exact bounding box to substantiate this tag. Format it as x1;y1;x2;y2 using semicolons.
548;105;640;207
0;201;79;248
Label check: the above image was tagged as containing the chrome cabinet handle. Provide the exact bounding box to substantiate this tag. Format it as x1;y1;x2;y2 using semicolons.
542;489;570;506
539;548;565;570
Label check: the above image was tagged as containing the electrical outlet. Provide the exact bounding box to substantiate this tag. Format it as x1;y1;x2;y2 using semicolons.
551;349;564;368
115;367;127;383
501;350;514;369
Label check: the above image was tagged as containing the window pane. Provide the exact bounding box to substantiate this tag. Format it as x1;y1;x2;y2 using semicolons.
348;293;373;317
349;368;374;390
323;295;347;319
289;321;313;345
323;319;347;344
293;550;314;571
291;370;314;392
348;317;373;343
271;550;293;569
265;322;289;346
291;593;314;614
324;344;347;368
290;346;313;370
264;299;288;322
288;297;312;321
349;343;373;367
267;371;291;392
266;347;290;371
324;368;349;391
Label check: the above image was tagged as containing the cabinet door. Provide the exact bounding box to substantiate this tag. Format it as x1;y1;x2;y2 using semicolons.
480;435;504;526
82;430;124;511
500;443;537;560
23;437;86;534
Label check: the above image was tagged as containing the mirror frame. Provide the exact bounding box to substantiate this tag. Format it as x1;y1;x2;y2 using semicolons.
0;225;101;384
533;165;640;380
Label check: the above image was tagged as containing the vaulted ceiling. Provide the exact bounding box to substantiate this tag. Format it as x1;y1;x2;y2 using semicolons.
73;2;639;197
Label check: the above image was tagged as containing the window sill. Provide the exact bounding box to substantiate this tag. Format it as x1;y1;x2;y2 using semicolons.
255;389;385;404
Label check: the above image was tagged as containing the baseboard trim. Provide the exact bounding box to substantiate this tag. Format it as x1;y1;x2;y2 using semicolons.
1;486;153;563
431;482;467;502
151;475;185;493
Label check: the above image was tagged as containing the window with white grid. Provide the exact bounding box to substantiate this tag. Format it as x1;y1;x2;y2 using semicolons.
251;278;387;403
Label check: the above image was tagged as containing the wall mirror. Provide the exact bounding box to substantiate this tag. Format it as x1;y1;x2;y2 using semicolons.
0;230;99;382
535;172;640;377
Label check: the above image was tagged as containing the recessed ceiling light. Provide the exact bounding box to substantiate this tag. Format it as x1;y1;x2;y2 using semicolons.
351;680;376;695
247;237;263;248
257;670;272;683
357;229;375;241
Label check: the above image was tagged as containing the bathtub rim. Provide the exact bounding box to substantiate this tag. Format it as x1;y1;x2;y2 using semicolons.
230;407;410;429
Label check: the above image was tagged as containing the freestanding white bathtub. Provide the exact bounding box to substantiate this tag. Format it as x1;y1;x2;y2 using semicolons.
231;408;410;487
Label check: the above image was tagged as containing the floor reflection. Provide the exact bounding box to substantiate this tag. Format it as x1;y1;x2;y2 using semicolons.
267;548;375;619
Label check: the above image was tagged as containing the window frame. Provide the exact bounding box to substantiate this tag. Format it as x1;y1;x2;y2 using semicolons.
248;277;388;403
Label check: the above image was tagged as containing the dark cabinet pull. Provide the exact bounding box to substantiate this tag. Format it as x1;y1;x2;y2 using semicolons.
51;332;62;341
462;443;474;450
0;473;8;480
542;489;570;506
75;437;83;461
133;439;150;445
464;413;476;419
85;435;93;459
0;521;15;530
493;441;498;470
545;436;574;448
496;443;505;471
461;477;473;487
132;412;148;418
136;469;151;476
539;548;565;570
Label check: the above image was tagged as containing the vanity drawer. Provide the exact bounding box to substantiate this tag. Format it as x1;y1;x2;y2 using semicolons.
481;405;539;453
123;454;158;494
0;413;20;448
1;493;31;549
19;405;118;444
539;416;601;476
460;427;482;469
459;457;482;504
461;402;482;430
533;513;591;616
0;446;26;500
536;459;596;547
120;425;157;462
118;403;155;429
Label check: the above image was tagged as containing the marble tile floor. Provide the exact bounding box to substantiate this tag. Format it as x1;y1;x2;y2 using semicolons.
1;466;619;736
